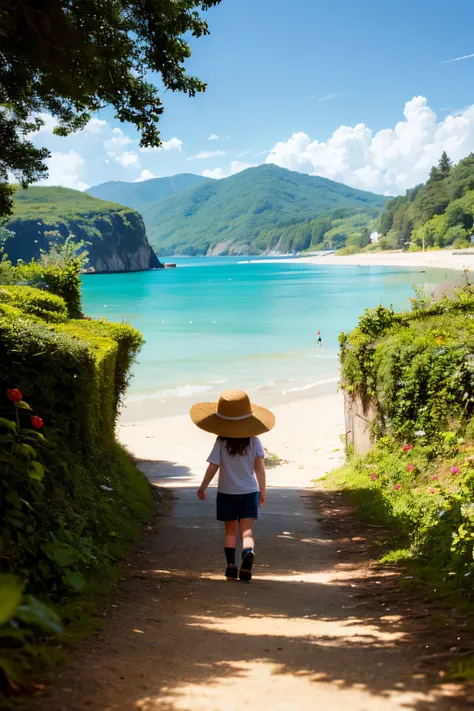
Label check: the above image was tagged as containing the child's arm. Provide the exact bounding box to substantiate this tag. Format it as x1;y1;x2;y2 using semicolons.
254;457;267;506
197;463;219;500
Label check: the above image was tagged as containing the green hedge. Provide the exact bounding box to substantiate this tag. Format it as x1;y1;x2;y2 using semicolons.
0;284;152;696
0;259;82;318
335;287;474;607
339;290;474;440
0;286;68;323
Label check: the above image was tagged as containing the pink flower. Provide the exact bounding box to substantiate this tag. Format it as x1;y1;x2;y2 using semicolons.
370;473;377;481
7;388;22;403
451;466;460;475
30;416;43;429
394;484;402;491
407;464;415;472
432;475;438;481
403;444;413;452
430;489;436;495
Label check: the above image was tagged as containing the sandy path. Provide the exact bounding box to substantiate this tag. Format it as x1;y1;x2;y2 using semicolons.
35;474;465;711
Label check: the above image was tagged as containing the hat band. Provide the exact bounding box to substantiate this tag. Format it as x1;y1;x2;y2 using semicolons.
215;411;253;421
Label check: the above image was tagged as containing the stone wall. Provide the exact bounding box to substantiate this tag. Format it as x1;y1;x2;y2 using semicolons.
343;392;378;455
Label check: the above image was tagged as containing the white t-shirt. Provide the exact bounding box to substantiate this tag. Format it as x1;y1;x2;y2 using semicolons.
207;437;265;495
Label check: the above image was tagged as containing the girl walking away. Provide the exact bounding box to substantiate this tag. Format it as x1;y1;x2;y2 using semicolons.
190;389;275;582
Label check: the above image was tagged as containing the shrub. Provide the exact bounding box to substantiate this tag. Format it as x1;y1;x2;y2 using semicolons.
0;257;82;318
0;282;151;695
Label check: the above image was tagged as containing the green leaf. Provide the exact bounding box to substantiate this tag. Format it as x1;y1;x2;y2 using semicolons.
15;596;62;635
44;544;72;567
0;417;17;431
0;574;23;626
28;460;45;481
63;571;86;592
15;400;32;410
0;656;24;685
15;442;37;459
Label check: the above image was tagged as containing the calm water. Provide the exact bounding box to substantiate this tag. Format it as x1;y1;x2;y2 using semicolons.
81;257;451;412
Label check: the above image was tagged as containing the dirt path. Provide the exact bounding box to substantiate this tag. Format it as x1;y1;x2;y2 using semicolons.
36;470;468;711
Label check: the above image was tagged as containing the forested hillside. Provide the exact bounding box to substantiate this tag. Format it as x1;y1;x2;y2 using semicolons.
4;187;161;272
377;152;474;250
140;164;387;255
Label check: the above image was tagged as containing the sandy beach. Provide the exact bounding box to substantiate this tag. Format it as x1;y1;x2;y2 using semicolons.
299;248;474;271
118;389;345;489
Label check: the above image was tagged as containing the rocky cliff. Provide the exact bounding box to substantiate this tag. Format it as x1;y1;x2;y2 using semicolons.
5;187;162;272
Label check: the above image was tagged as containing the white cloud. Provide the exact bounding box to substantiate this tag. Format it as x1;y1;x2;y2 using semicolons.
116;151;139;167
140;137;182;152
202;160;254;180
134;169;156;182
237;150;252;158
104;127;133;155
318;93;342;103
208;134;219;140
83;118;108;135
188;150;228;161
442;52;474;64
40;151;88;191
265;96;474;195
26;112;58;137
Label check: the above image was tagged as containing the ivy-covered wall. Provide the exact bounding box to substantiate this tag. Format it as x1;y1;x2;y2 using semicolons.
334;289;474;602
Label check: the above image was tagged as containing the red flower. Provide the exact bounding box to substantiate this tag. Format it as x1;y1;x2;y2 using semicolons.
432;475;439;481
394;484;402;491
370;473;377;481
30;416;44;429
406;464;415;472
429;489;436;495
451;466;460;475
7;388;22;403
403;444;413;452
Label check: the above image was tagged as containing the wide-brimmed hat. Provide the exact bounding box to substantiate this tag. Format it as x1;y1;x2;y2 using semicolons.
190;389;275;438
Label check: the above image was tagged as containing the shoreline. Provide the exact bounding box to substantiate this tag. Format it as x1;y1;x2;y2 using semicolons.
118;388;345;489
296;250;474;271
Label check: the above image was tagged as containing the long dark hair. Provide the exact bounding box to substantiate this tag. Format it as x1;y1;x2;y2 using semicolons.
219;436;251;456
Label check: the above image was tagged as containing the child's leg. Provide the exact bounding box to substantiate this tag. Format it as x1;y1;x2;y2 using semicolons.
239;518;256;581
224;520;238;579
224;520;238;549
239;518;255;551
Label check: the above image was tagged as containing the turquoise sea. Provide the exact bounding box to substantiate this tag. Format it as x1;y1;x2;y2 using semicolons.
81;257;451;416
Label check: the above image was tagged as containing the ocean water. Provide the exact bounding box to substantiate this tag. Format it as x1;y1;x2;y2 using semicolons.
81;257;451;415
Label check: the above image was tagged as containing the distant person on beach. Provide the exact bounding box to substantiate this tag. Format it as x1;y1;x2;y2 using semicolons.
190;389;275;581
317;330;322;347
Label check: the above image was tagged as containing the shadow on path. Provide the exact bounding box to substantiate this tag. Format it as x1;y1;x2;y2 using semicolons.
35;479;468;711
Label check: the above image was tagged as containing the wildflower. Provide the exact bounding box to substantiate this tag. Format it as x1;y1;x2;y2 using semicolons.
100;484;113;492
451;466;460;475
430;489;436;495
30;416;43;429
407;464;415;472
370;473;377;481
432;475;439;481
7;388;22;403
394;484;402;491
403;444;413;452
414;430;425;437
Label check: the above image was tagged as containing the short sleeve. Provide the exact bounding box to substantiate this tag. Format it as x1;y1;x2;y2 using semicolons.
254;437;265;459
207;438;221;466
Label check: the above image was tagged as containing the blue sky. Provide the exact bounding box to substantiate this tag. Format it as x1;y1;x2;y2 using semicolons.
33;0;474;195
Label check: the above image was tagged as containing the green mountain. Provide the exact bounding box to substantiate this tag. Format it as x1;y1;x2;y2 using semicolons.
377;152;474;250
139;164;387;255
86;173;210;211
4;186;161;272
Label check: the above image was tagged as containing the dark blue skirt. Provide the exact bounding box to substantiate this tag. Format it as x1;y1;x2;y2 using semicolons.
216;491;260;521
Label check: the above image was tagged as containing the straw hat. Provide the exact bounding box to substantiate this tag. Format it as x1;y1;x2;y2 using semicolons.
190;389;275;438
